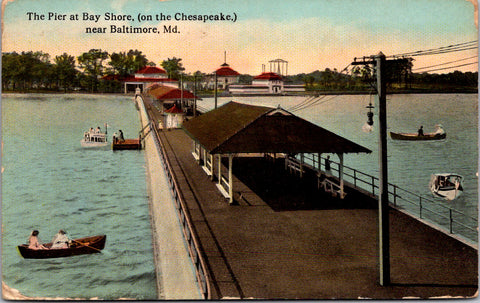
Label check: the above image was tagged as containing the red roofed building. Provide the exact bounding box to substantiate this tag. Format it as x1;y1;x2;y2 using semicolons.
229;61;305;95
206;59;241;90
122;66;178;94
146;84;201;121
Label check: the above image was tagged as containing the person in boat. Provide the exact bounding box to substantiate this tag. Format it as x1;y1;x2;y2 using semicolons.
417;125;424;136
118;130;125;142
96;126;101;133
28;230;47;250
113;132;118;143
51;229;72;249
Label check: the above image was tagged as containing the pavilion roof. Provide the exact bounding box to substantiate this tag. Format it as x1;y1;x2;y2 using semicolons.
182;101;371;155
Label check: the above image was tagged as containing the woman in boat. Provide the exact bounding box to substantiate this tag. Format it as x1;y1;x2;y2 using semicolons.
51;229;71;249
28;230;47;250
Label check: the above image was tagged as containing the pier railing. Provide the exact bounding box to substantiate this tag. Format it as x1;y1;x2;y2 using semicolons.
296;153;478;245
143;97;211;299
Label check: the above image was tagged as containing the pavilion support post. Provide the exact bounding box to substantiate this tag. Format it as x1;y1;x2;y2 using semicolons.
337;153;345;199
228;154;234;204
203;148;207;167
217;155;222;184
300;153;304;178
209;154;214;180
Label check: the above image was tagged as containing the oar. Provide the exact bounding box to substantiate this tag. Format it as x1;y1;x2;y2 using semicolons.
71;239;102;252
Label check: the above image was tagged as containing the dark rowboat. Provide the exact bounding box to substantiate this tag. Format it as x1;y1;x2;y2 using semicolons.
390;132;446;141
17;235;106;259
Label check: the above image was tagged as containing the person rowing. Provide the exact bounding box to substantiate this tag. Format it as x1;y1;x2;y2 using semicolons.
51;229;72;249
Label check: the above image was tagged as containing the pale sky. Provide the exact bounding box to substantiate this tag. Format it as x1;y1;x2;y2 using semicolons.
1;0;478;75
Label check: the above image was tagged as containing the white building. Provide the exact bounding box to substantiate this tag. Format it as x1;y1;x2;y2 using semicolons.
122;66;178;93
229;72;305;95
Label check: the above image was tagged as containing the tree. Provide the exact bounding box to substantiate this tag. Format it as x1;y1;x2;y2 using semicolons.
108;49;149;77
161;57;185;80
54;53;77;92
77;49;109;92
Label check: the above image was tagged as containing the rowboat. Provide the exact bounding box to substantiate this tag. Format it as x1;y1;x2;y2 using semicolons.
429;173;464;201
17;235;106;259
390;132;446;140
390;124;446;141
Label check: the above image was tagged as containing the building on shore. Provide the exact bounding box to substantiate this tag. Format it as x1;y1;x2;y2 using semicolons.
228;72;305;95
122;66;178;93
205;62;241;90
228;59;305;95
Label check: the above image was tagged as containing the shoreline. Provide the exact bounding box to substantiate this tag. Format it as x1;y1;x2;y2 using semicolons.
2;88;477;97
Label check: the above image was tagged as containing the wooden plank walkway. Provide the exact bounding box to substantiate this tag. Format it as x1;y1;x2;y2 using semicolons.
143;96;477;299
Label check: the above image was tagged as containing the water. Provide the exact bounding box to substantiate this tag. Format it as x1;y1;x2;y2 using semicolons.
2;94;157;300
2;93;477;299
200;94;478;240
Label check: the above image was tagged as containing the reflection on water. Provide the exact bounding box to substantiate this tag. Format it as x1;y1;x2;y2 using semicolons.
2;94;157;300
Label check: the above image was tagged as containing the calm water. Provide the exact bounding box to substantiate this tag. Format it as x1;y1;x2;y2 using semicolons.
2;93;477;299
201;94;478;240
2;94;157;300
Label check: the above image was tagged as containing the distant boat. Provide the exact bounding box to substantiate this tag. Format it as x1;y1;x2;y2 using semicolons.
390;124;446;141
429;173;464;201
81;124;109;148
17;235;106;259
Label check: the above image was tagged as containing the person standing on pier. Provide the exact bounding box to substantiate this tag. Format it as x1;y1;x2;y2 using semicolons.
118;130;125;142
325;155;331;175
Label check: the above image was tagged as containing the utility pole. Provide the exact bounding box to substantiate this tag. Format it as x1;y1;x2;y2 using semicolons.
351;51;390;286
193;74;197;117
214;71;218;109
375;52;390;286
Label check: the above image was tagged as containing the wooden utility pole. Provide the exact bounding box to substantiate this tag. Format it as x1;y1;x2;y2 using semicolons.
375;52;390;286
352;51;390;286
214;71;218;109
193;75;197;117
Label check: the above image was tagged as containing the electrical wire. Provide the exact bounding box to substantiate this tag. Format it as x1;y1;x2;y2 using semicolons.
389;40;477;58
413;55;478;71
415;61;478;73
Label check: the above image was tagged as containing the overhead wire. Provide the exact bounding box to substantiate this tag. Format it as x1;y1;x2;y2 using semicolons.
286;63;352;112
389;40;477;58
415;61;478;73
412;55;478;71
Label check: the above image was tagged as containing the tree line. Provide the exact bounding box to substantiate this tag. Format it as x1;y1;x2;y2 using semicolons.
2;49;477;93
1;49;186;93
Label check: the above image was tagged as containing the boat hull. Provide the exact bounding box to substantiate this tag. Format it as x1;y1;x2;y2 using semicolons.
390;132;446;141
17;235;106;259
80;139;109;148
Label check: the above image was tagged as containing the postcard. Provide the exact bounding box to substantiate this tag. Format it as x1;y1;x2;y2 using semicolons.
2;0;478;300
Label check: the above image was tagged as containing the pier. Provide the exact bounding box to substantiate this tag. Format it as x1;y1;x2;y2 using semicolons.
138;94;477;299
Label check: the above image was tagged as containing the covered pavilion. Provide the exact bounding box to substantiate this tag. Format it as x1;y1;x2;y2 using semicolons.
182;101;371;203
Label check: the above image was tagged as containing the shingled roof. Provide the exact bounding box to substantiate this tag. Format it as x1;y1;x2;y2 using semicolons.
182;101;371;155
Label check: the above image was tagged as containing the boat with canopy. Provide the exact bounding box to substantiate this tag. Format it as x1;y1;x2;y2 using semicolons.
429;173;464;200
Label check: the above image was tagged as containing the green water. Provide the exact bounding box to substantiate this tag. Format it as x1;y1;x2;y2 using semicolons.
2;94;157;300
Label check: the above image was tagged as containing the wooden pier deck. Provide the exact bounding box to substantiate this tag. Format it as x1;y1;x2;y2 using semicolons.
143;97;477;299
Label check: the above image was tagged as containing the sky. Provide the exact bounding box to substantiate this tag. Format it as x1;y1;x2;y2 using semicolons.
1;0;478;75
